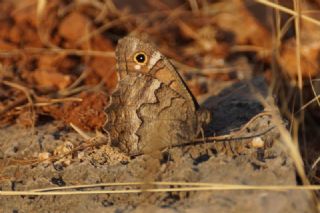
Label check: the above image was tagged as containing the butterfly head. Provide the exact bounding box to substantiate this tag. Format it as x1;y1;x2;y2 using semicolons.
115;36;162;77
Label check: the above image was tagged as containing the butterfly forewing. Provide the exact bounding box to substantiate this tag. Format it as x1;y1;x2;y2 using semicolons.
116;37;198;108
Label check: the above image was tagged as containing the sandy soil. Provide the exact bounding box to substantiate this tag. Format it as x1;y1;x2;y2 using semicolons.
0;77;317;213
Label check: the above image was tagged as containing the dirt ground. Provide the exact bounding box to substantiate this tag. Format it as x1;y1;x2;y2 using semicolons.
0;77;317;212
0;0;320;212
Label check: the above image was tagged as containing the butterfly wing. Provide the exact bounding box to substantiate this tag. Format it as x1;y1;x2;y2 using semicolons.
115;36;199;111
104;36;210;155
104;74;199;155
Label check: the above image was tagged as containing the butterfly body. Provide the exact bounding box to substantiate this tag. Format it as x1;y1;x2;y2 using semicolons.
104;36;210;155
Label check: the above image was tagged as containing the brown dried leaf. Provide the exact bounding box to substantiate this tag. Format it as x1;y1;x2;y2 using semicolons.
32;69;72;90
48;92;108;131
59;12;90;42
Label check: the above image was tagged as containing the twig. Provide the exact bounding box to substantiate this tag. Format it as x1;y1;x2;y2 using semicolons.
0;96;27;117
1;81;36;132
15;97;83;110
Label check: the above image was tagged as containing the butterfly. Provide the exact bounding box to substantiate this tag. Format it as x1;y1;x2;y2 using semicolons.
103;36;211;155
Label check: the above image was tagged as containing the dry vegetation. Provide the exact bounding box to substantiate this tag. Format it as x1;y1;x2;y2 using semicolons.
0;0;320;211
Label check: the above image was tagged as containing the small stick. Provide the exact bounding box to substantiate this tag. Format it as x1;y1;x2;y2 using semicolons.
15;97;83;110
0;96;27;117
193;112;274;143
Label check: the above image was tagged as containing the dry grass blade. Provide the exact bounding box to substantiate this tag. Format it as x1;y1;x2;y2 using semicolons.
188;0;200;13
297;95;320;113
311;156;320;170
1;80;36;132
2;183;320;196
293;0;303;90
309;73;320;107
0;96;27;117
255;0;320;27
77;16;130;44
0;48;115;58
255;92;308;184
70;122;91;140
15;97;83;110
31;182;225;192
36;0;46;18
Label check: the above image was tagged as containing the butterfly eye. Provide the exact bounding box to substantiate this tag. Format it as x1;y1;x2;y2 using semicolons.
133;52;148;65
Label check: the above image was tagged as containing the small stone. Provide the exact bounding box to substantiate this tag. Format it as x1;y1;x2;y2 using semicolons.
251;137;265;148
38;152;51;163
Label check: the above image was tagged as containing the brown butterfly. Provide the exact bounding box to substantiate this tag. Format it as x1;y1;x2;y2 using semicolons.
103;36;211;155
